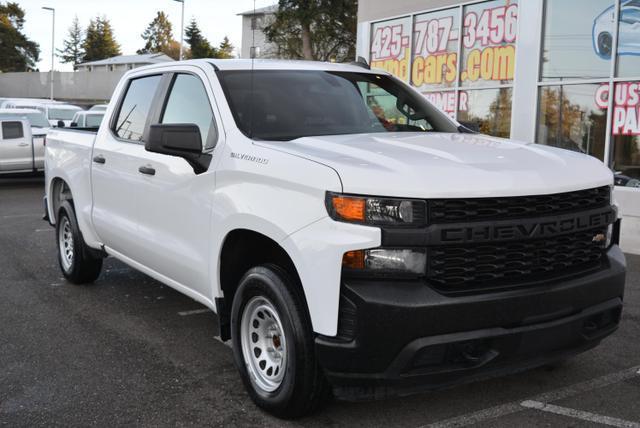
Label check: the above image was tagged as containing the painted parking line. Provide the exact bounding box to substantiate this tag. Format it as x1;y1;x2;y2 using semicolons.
34;228;53;233
521;400;640;428
177;308;210;316
1;213;39;219
425;365;640;428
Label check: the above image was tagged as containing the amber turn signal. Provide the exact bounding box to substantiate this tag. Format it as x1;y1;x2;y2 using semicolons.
332;196;365;222
342;250;365;269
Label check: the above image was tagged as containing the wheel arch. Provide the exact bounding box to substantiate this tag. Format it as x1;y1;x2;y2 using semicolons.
216;228;308;341
49;176;74;224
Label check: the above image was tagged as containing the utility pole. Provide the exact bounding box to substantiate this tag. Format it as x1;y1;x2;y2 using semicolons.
173;0;185;60
42;6;55;100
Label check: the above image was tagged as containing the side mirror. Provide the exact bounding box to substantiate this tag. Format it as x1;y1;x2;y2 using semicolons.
146;123;212;174
70;122;78;128
57;120;65;128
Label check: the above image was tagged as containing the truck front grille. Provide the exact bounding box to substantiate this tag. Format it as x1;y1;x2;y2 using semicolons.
428;186;610;224
427;228;606;294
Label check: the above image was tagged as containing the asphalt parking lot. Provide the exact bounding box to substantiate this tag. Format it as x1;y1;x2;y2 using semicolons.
1;176;639;427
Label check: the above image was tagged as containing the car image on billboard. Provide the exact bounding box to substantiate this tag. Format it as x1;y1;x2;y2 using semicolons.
593;0;640;58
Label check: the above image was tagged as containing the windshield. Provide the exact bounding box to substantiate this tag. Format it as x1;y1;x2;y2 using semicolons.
85;114;104;127
3;112;50;128
48;107;81;120
217;70;459;141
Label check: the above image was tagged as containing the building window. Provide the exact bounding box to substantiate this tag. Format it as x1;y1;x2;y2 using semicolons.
616;0;640;78
368;0;518;138
537;84;607;160
460;0;518;88
251;15;262;30
611;81;640;183
458;88;513;137
537;0;640;182
541;0;613;81
369;16;412;83
411;8;459;91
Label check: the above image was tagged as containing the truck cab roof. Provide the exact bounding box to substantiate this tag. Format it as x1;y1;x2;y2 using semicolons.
128;58;383;74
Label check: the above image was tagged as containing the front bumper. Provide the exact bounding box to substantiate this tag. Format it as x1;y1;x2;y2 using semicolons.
316;245;626;400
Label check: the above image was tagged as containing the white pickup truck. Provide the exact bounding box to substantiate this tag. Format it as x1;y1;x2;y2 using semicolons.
0;118;44;174
44;59;626;418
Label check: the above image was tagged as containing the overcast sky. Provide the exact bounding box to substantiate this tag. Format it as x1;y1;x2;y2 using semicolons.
17;0;276;71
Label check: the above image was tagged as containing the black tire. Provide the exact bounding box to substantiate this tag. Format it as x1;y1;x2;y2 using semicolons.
230;264;329;419
56;200;103;284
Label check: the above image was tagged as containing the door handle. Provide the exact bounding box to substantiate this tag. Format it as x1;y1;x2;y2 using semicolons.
18;142;29;147
138;165;156;176
93;155;106;164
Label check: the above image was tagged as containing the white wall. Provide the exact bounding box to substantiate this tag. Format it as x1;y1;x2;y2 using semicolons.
0;71;125;102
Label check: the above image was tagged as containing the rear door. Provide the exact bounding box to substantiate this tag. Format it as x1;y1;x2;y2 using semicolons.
0;120;33;172
91;73;165;257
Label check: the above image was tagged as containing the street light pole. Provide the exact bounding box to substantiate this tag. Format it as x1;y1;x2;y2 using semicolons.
42;6;55;100
173;0;185;61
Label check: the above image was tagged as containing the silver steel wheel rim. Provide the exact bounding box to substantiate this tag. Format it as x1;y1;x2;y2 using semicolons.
58;216;74;271
240;296;287;393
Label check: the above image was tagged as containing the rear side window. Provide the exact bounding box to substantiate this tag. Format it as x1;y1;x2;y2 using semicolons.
161;74;216;149
114;75;162;142
2;121;24;139
86;114;104;127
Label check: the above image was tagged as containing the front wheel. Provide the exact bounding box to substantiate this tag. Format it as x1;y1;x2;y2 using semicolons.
56;200;103;284
230;265;328;418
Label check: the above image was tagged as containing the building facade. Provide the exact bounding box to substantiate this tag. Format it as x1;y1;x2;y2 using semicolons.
238;5;279;59
356;0;640;253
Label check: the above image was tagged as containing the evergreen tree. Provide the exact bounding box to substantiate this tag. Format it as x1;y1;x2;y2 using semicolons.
264;0;356;61
0;2;40;71
216;36;234;59
82;16;121;62
58;16;84;68
138;11;177;58
185;18;215;59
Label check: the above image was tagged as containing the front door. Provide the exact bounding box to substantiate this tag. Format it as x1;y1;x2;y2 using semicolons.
123;71;220;300
92;69;219;300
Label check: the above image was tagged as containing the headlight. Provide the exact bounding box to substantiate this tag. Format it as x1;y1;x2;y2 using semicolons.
343;248;427;276
326;192;426;226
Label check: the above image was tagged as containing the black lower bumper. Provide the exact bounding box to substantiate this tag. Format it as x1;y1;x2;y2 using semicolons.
316;246;626;400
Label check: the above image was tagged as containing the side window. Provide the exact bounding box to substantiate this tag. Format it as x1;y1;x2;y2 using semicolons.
114;75;162;142
161;74;216;149
2;121;24;140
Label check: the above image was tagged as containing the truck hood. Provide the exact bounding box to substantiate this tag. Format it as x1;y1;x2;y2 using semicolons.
257;132;613;198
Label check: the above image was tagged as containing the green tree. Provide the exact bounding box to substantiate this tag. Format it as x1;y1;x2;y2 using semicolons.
82;16;121;62
138;11;179;59
263;0;356;61
58;16;84;68
0;2;40;71
185;18;215;58
216;36;234;59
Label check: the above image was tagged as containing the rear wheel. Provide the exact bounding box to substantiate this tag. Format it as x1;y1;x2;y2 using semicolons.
231;264;328;418
56;200;103;284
